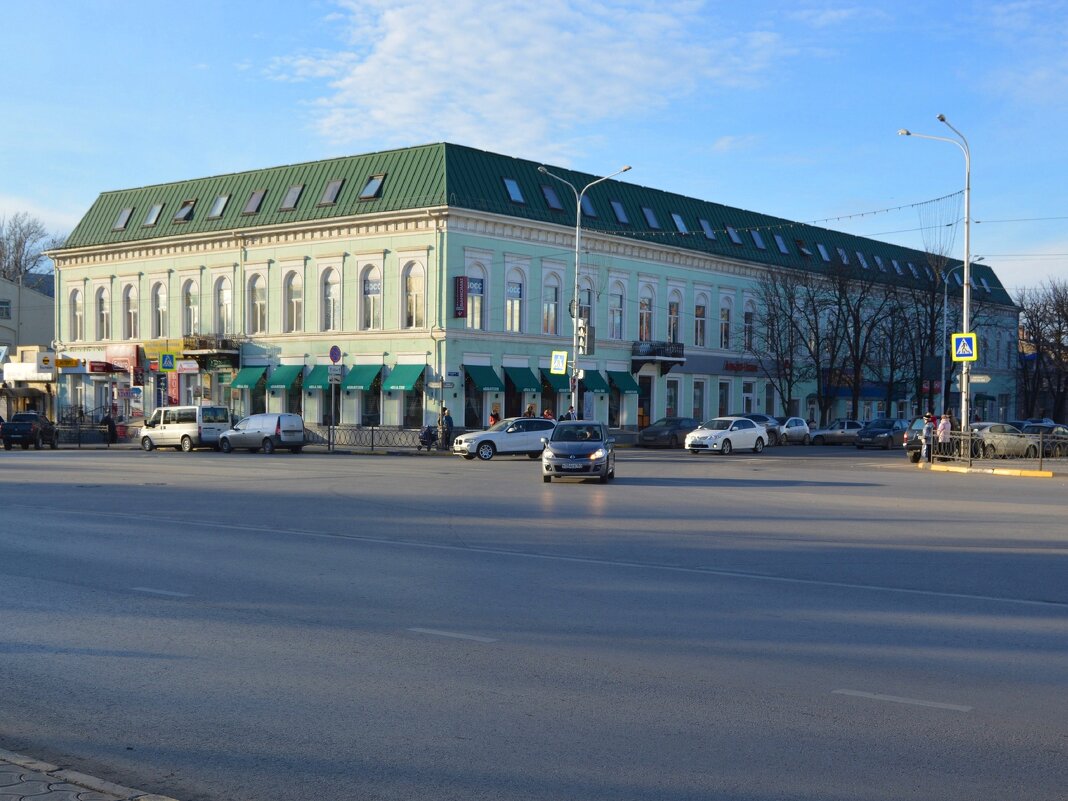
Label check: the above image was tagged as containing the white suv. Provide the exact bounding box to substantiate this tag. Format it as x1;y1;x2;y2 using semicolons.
452;417;556;461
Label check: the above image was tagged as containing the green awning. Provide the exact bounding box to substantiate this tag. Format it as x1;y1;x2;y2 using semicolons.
304;365;332;390
464;364;505;392
580;370;610;393
342;364;382;391
383;364;425;391
230;366;265;389
541;369;570;392
504;366;541;393
607;370;640;394
267;364;304;390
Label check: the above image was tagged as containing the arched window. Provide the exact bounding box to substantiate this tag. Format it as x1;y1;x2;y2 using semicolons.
151;282;168;339
181;280;199;336
361;265;382;330
608;282;625;340
284;272;303;333
743;299;756;351
95;287;110;340
322;268;340;332
466;265;485;330
404;263;425;329
694;293;708;347
639;285;654;342
69;289;84;341
719;296;733;350
123;285;138;340
506;269;524;333
214;277;232;335
667;290;682;344
247;275;266;334
542;273;561;335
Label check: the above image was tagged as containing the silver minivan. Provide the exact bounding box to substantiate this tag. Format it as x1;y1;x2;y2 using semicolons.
140;405;231;452
219;413;305;454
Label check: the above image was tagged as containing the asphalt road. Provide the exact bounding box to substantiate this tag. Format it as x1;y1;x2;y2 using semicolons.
1;446;1066;801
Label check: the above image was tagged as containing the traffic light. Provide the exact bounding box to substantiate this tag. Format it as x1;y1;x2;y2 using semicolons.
577;319;595;355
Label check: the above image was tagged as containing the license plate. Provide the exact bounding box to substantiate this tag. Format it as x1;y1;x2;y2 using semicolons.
561;463;582;470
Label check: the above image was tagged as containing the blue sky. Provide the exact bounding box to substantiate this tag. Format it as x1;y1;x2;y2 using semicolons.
3;0;1067;296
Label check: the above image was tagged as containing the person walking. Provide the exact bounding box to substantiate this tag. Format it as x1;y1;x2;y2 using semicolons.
523;403;536;418
560;405;576;421
542;408;555;420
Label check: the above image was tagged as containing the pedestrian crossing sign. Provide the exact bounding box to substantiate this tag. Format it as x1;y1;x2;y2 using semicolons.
951;333;977;362
550;350;568;375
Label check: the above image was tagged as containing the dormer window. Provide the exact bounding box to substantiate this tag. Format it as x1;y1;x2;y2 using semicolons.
320;179;344;205
358;174;385;200
671;213;688;233
727;226;743;245
817;243;831;262
279;184;304;211
751;230;766;249
891;259;904;275
874;255;887;272
143;203;164;227
173;200;196;223
642;207;660;229
542;186;564;210
699;219;716;240
836;247;849;264
580;195;597;217
207;195;229;219
774;234;789;254
856;251;869;269
795;239;813;257
610;200;629;224
242;189;266;215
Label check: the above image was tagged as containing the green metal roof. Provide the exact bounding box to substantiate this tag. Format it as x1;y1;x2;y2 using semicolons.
59;142;1014;307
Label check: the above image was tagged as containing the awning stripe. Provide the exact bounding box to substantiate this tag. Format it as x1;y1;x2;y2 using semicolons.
304;365;332;390
267;364;303;390
607;370;640;394
503;366;541;393
540;369;569;392
580;371;610;393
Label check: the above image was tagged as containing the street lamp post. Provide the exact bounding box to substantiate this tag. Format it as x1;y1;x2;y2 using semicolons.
538;164;632;417
940;263;965;417
898;115;972;427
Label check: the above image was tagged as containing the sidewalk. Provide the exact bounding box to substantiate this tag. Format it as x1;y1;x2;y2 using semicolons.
0;748;179;801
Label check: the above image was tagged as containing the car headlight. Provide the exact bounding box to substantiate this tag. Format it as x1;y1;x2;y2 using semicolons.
589;448;607;460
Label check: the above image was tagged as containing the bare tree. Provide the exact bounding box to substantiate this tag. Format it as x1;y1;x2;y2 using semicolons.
0;212;63;282
1017;279;1068;421
749;269;809;416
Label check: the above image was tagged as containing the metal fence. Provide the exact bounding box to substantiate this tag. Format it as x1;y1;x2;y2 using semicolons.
922;430;1067;470
304;424;457;451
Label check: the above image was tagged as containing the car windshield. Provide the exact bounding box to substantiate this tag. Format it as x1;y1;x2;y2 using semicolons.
487;418;517;432
649;418;681;427
865;419;892;429
552;425;603;442
699;419;732;431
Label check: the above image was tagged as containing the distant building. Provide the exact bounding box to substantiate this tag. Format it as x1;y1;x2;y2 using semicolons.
47;142;1018;428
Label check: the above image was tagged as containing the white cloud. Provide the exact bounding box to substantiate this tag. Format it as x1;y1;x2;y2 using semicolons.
0;195;82;234
266;0;790;163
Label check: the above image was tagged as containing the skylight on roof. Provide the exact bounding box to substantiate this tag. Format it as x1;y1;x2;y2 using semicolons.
671;213;688;233
580;195;597;217
642;207;660;229
143;203;164;227
924;265;934;280
112;207;134;231
954;273;963;286
503;178;525;204
542;185;563;210
817;243;831;262
908;263;919;278
796;239;813;257
727;226;743;245
751;230;766;249
836;247;849;264
611;200;629;224
207;195;229;219
981;277;991;293
319;179;344;205
243;189;266;215
774;234;789;254
173;200;196;223
699;219;716;240
892;259;903;275
279;184;303;211
856;252;869;269
874;255;887;272
359;174;385;200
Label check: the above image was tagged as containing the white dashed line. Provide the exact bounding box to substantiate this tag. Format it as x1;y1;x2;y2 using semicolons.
832;689;972;712
408;628;498;643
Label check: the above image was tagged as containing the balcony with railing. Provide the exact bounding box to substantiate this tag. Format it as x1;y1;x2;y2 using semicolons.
631;341;686;374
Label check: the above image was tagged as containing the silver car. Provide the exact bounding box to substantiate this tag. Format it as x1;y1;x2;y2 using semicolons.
219;413;306;454
541;421;616;483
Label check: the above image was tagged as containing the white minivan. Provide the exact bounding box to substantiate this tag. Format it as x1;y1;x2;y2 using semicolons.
140;405;231;452
219;413;305;454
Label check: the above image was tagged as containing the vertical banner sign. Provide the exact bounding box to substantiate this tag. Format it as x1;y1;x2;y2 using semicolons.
454;276;468;318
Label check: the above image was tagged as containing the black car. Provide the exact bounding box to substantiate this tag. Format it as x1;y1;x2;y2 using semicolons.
637;417;700;448
902;417;926;463
855;418;909;450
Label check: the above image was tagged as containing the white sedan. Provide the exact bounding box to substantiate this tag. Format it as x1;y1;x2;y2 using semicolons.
451;416;556;460
685;416;767;455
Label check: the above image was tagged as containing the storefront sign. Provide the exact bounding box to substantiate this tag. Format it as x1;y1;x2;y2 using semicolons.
454;276;468;318
723;361;758;373
176;359;200;374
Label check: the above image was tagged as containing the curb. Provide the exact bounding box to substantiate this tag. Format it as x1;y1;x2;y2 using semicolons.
917;462;1055;478
0;748;180;801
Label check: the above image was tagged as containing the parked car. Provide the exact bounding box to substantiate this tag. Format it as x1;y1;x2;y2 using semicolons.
809;419;863;446
139;404;231;452
777;416;811;445
219;413;306;454
1021;423;1068;457
902;416;926;463
685;416;766;455
452;416;555;461
541;420;616;483
733;413;783;445
637;417;700;448
969;422;1036;459
855;418;910;450
1;411;58;450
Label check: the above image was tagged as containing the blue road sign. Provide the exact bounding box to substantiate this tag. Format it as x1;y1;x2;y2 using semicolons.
951;333;977;362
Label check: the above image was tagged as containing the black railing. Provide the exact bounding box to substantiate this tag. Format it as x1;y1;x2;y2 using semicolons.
304;424;458;451
631;341;686;360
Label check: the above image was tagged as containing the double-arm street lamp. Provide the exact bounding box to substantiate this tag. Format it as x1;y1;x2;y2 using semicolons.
538;164;632;416
899;115;972;426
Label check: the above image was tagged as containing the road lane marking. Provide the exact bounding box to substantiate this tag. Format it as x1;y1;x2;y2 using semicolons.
130;587;191;597
832;689;972;712
407;628;498;643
